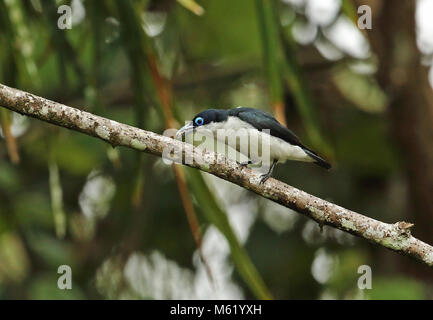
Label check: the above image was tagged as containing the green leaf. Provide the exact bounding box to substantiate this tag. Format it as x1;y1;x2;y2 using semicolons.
255;0;284;107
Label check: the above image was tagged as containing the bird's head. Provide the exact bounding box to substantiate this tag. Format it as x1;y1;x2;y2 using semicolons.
175;109;228;139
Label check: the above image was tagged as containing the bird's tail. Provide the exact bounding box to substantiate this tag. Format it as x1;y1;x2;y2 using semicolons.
303;148;332;170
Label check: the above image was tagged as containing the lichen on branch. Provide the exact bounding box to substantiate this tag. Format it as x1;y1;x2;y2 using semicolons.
0;83;432;268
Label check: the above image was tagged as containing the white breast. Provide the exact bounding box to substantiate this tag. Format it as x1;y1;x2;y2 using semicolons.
197;116;313;165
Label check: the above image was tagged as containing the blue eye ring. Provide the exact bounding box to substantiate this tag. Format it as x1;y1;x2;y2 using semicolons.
194;117;204;126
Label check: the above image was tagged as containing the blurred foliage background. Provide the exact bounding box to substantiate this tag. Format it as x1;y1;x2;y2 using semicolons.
0;0;432;299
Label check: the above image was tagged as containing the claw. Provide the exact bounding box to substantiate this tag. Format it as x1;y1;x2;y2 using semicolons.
259;173;271;184
258;159;277;184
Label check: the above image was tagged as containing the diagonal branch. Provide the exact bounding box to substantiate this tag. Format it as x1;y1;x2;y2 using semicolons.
1;83;432;269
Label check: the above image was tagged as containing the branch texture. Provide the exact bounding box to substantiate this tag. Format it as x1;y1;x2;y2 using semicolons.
1;83;432;268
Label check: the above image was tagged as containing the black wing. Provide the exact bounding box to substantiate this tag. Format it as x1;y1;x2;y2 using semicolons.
228;107;304;147
228;107;331;169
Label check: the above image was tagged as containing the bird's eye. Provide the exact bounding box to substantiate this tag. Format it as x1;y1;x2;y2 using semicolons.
194;117;204;126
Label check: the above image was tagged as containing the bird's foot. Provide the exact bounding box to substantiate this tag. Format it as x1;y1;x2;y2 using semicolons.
259;172;271;184
259;160;277;184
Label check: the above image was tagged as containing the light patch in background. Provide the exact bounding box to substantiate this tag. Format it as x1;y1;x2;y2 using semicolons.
192;226;244;299
95;255;135;299
282;0;306;9
348;60;377;75
285;0;433;69
96;227;244;299
305;0;341;27
302;220;326;245
416;0;433;55
122;248;243;299
124;251;196;299
104;17;120;44
79;170;116;221
302;220;355;246
285;1;369;61
311;248;336;284
95;172;259;299
261;200;297;234
203;174;258;245
323;16;370;59
142;11;167;38
71;0;85;26
0;113;29;139
418;0;433;89
292;21;318;45
314;37;344;61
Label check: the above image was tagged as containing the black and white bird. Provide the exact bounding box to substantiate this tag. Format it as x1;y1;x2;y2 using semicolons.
176;107;331;183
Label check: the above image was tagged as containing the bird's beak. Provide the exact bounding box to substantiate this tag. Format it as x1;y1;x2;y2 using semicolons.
175;121;194;140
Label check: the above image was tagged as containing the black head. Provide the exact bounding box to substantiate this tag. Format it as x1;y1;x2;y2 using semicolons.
191;109;228;128
176;108;229;139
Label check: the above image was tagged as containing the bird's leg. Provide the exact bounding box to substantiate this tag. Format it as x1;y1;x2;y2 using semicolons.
260;160;277;184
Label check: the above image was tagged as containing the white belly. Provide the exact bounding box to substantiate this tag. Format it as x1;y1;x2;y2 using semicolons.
267;134;313;163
